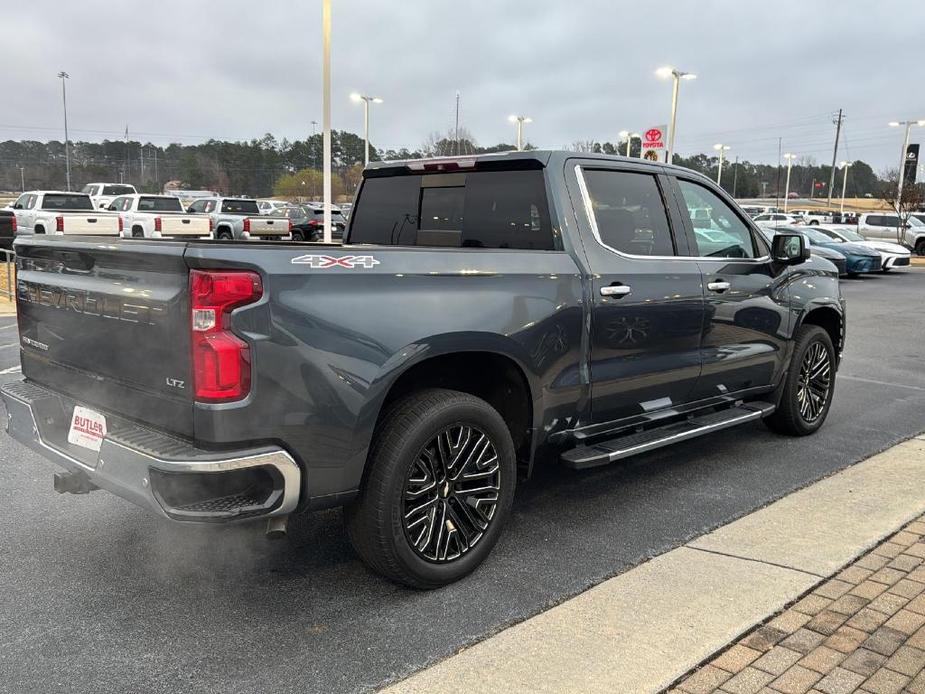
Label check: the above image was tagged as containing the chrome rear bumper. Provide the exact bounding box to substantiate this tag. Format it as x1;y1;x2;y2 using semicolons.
2;380;300;522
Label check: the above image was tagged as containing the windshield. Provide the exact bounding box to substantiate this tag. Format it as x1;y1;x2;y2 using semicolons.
802;228;835;244
41;194;94;210
828;227;864;242
102;185;135;196
908;216;925;228
221;199;260;215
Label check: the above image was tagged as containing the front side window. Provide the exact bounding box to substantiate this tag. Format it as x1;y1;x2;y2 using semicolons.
349;169;555;249
677;179;757;258
581;169;675;256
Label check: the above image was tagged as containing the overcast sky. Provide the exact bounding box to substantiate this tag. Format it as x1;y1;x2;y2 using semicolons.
1;0;922;170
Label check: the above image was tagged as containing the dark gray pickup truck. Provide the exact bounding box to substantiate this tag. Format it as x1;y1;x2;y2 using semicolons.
3;151;845;588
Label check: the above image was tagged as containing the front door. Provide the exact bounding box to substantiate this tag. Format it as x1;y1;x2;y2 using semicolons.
671;176;792;400
569;161;704;424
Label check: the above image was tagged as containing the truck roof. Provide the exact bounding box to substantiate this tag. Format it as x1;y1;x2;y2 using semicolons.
22;190;90;196
364;149;695;176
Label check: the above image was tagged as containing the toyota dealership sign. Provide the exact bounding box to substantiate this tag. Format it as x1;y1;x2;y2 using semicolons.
641;125;667;161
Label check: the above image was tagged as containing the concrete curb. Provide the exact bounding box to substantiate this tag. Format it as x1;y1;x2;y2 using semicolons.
382;437;925;694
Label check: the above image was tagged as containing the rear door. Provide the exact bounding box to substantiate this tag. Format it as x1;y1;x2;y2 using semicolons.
568;160;704;424
15;237;195;436
671;175;791;400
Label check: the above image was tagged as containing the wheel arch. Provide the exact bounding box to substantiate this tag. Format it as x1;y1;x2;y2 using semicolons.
797;303;844;359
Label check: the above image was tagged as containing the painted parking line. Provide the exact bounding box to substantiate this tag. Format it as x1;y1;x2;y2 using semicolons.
838;373;925;392
0;365;21;375
383;437;925;694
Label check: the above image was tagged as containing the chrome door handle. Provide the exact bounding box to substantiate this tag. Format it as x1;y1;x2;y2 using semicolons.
707;281;731;293
600;284;631;297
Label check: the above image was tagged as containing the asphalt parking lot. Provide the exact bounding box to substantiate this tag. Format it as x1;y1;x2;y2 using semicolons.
2;270;924;694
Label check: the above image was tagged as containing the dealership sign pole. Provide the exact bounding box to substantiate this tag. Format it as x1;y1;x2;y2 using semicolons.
322;0;332;243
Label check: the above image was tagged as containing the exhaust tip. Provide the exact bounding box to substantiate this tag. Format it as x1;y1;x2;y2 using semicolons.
265;515;288;539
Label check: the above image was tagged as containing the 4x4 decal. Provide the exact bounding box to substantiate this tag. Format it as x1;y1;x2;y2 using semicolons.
290;254;380;269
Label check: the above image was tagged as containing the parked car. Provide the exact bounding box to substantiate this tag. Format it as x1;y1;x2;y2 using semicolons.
81;183;138;210
185;197;292;240
756;227;847;276
108;194;213;239
281;205;347;241
3;150;845;588
10;191;120;236
856;212;925;255
0;209;15;249
257;199;290;216
911;213;925;227
799;210;835;225
754;212;805;227
339;202;353;219
772;224;882;276
740;205;780;217
813;224;911;272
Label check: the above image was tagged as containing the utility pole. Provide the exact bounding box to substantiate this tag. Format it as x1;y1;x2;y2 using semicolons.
140;144;144;185
775;137;782;209
123;125;129;185
827;108;843;205
454;91;460;155
58;71;71;190
20;167;25;192
731;155;739;197
153;148;158;191
783;153;796;212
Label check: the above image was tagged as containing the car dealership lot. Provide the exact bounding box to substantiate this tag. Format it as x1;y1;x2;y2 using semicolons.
1;271;924;694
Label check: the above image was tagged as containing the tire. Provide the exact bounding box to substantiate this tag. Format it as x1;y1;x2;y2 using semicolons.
345;388;517;589
765;325;835;436
915;239;925;257
809;220;819;226
217;229;233;240
291;230;304;242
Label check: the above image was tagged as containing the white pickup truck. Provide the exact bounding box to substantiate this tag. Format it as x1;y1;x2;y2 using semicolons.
108;194;212;239
185;197;292;240
11;191;121;236
856;212;925;255
81;183;138;210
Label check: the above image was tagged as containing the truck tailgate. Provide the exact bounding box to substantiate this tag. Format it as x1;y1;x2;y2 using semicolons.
159;214;211;237
61;213;121;235
15;237;194;437
247;217;288;235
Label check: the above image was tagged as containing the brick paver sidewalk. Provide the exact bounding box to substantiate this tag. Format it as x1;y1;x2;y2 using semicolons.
671;516;925;694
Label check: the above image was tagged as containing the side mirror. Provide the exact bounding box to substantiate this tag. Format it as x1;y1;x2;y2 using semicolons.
772;233;809;265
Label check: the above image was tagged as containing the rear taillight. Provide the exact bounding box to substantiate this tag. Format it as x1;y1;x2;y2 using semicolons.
10;215;16;233
154;217;162;232
243;218;251;233
208;218;214;233
308;219;322;227
118;215;123;233
190;270;263;402
288;219;293;233
55;216;64;232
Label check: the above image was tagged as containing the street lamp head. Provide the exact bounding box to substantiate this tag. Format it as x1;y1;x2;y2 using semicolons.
680;72;697;80
655;66;674;79
888;121;901;127
371;97;383;104
57;71;69;79
350;92;363;103
508;114;518;123
918;120;925;126
618;130;629;139
713;143;730;151
783;153;796;160
839;161;850;168
522;117;533;124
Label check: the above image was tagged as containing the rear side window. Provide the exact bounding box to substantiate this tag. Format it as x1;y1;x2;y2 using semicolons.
349;170;555;249
41;194;94;210
581;169;675;256
138;196;183;212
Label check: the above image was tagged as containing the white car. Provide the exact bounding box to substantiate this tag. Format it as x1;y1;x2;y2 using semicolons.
753;213;805;228
789;209;834;225
856;212;925;255
740;205;780;218
257;199;290;215
813;224;911;271
81;182;138;210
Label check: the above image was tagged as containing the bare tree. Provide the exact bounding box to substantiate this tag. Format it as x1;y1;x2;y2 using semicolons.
877;168;925;246
422;127;478;157
567;140;601;153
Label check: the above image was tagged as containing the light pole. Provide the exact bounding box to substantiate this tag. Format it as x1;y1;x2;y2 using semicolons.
508;115;532;151
58;71;71;191
322;0;332;243
656;66;696;164
888;120;925;219
713;144;730;185
838;161;851;215
350;92;383;166
619;130;641;158
19;167;25;192
783;153;797;212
